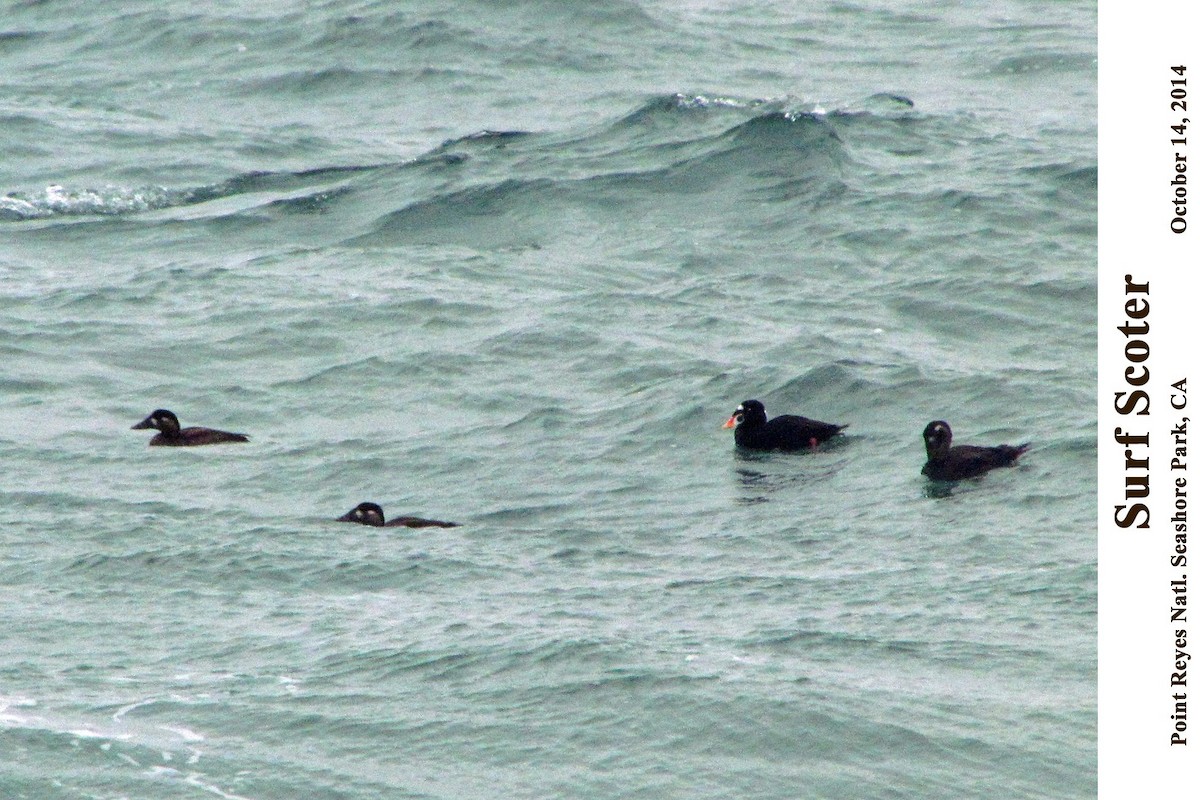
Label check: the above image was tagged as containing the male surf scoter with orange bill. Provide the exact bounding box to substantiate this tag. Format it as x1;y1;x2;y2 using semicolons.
723;399;846;450
131;409;249;446
336;502;459;529
920;420;1030;481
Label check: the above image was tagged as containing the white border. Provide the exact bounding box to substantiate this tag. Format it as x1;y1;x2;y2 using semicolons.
1099;1;1200;794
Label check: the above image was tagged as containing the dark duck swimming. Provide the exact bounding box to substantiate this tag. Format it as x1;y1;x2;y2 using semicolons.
131;409;249;447
723;399;846;450
920;420;1030;481
337;502;459;529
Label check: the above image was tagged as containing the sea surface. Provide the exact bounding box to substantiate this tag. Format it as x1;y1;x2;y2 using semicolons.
1;1;1096;798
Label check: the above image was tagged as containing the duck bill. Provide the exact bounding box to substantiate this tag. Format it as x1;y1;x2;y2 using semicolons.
722;415;738;429
336;511;356;522
131;416;155;430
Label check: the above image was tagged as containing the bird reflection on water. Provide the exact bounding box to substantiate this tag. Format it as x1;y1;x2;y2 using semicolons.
731;446;850;506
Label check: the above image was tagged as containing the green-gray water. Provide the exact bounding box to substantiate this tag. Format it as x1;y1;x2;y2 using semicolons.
2;2;1096;797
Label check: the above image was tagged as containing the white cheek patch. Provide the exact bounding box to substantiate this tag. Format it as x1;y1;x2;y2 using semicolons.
355;509;365;518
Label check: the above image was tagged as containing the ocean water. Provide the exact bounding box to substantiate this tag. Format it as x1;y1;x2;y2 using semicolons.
1;1;1096;798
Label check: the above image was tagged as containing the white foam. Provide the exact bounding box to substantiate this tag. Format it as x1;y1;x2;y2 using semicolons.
113;698;157;722
158;724;206;743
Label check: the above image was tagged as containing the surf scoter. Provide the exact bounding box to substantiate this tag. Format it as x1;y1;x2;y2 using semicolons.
921;420;1030;481
131;409;249;447
723;399;847;450
336;502;459;529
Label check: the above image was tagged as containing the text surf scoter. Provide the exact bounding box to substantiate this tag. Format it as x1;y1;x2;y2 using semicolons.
920;420;1030;481
131;409;249;447
723;399;847;450
336;502;459;529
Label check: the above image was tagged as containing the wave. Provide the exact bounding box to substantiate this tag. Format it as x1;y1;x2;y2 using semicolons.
0;163;375;222
1;91;1021;249
353;96;855;247
990;51;1097;76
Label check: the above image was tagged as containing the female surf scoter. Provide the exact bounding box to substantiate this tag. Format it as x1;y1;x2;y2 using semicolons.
921;420;1030;481
723;399;846;450
131;409;249;447
336;502;459;529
